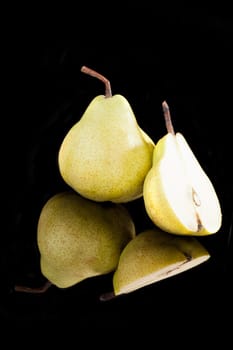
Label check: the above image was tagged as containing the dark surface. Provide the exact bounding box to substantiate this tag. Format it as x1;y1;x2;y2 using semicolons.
2;5;233;334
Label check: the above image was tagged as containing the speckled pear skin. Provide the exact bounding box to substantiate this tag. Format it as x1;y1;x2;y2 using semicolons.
58;94;155;203
113;228;210;295
37;191;136;288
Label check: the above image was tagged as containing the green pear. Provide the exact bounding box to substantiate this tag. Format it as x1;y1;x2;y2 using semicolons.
143;101;222;236
112;228;210;296
37;191;136;288
58;66;155;203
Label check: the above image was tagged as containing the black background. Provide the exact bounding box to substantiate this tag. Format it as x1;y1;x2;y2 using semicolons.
2;4;233;336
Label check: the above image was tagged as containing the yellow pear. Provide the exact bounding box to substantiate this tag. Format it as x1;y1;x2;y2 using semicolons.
112;228;210;296
143;101;222;235
37;191;136;288
58;66;155;203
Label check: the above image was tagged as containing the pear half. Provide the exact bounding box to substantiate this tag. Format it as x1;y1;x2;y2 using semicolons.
37;191;136;288
113;228;210;296
143;101;222;235
58;66;155;203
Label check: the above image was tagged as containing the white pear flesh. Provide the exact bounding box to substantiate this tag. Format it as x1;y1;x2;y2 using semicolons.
58;95;154;203
143;132;222;235
113;229;210;296
37;191;136;288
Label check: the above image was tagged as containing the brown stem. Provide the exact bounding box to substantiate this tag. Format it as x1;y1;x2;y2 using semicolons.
14;280;52;294
81;65;112;98
162;101;175;135
99;291;116;302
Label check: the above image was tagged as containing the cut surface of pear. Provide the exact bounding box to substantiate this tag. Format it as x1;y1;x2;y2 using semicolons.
58;66;155;203
113;228;210;296
37;191;136;288
143;102;222;236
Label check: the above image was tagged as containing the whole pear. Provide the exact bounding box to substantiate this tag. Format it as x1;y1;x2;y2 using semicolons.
58;66;155;203
112;228;210;296
143;101;222;235
37;191;136;288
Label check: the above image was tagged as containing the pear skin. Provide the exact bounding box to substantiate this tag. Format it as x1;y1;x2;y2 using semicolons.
37;191;136;288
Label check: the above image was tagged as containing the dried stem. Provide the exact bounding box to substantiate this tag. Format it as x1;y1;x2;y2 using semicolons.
81;66;112;98
99;291;116;302
162;101;175;135
14;280;52;294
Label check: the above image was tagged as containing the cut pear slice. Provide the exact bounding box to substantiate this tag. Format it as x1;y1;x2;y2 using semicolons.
176;132;222;233
113;229;210;296
143;101;222;235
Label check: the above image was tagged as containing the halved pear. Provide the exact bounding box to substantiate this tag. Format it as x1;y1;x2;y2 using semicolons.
113;228;210;296
143;101;222;235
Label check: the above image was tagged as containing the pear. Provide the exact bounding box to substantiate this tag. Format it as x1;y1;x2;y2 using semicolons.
58;66;155;203
143;101;222;235
37;191;136;288
112;228;210;296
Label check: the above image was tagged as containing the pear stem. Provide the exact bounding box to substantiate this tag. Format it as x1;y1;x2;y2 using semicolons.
162;101;175;135
14;280;52;294
81;65;112;98
99;291;116;302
